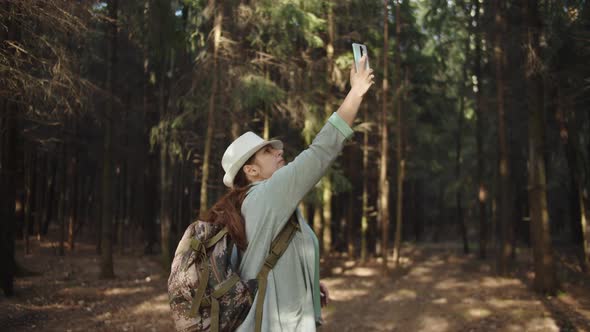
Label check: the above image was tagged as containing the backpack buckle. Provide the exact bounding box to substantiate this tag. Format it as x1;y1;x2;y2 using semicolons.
190;238;203;252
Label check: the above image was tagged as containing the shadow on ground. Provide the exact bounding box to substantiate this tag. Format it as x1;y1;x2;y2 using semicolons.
3;241;590;332
0;240;174;332
320;244;590;332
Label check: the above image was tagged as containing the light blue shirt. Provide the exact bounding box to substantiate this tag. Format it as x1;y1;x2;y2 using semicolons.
236;113;353;332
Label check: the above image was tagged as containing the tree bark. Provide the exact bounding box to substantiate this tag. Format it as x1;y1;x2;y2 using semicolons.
525;0;557;293
1;5;18;292
379;0;391;272
144;158;158;255
159;90;173;267
68;128;78;251
361;110;370;262
34;151;45;242
141;0;157;256
117;159;127;254
94;168;102;254
321;0;335;255
58;138;67;256
157;0;175;269
580;183;589;272
199;0;222;215
557;88;587;271
347;181;355;258
1;98;17;296
456;27;470;255
100;0;118;279
42;156;56;236
473;0;488;260
493;0;513;275
393;0;404;267
24;145;33;255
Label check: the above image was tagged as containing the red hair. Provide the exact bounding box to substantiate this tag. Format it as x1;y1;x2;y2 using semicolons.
204;155;255;250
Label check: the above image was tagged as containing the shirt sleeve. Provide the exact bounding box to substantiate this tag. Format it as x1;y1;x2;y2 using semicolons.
328;112;354;139
251;112;354;236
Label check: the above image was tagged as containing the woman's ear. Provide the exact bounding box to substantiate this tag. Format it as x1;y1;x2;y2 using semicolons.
243;164;258;178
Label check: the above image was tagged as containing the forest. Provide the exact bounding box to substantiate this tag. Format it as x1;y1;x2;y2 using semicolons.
1;0;590;331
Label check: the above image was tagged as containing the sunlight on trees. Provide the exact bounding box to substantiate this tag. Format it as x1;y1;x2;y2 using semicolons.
3;0;590;330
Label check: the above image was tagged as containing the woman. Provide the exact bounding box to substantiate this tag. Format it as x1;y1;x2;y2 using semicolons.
208;55;374;331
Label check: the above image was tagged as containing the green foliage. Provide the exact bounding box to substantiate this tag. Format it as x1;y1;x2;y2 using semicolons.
248;0;325;56
150;115;191;161
334;54;353;91
330;165;353;194
235;73;286;111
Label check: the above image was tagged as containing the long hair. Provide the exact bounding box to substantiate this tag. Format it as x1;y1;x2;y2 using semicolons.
204;155;255;250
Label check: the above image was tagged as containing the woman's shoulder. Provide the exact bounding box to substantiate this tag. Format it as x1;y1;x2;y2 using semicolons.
244;179;279;203
241;181;291;222
241;182;267;214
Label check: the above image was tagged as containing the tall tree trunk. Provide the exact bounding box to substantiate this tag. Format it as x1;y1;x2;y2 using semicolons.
379;0;391;271
1;99;17;297
68;128;78;251
141;0;157;255
433;184;445;242
24;146;33;255
75;172;85;239
344;143;357;258
411;180;423;241
262;68;270;141
176;162;184;234
157;0;175;269
321;0;335;254
493;0;513;275
100;0;118;279
43;156;56;236
118;158;127;254
0;2;20;290
393;0;404;267
473;0;488;259
1;81;18;297
159;97;173;266
263;108;270;140
58;139;67;256
144;159;158;255
557;88;587;271
347;181;355;258
580;183;589;272
94;168;102;254
361;110;370;262
1;5;20;296
456;30;470;255
199;0;222;215
524;0;556;293
34;151;45;242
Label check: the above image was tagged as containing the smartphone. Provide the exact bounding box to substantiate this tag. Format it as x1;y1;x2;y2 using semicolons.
352;43;370;72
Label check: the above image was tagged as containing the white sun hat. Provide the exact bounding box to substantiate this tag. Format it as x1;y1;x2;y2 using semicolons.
222;131;283;188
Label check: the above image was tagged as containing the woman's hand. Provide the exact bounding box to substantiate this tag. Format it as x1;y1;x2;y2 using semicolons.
350;55;375;97
336;55;373;126
320;282;330;307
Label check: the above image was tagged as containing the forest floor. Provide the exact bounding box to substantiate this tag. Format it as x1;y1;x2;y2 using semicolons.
2;239;590;332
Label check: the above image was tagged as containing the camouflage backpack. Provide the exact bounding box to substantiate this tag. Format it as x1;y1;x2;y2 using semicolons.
168;215;299;332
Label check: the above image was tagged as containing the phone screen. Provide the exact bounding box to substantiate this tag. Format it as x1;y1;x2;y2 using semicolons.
352;43;370;72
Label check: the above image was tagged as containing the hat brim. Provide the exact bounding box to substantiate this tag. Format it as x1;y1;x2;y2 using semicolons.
223;139;283;187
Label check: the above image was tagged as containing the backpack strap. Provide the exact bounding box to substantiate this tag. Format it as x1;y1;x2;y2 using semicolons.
189;226;229;318
254;214;300;332
210;273;241;331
